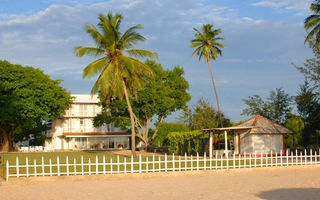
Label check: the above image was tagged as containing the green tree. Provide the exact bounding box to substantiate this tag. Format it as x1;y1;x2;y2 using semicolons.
154;122;190;147
0;60;72;151
305;0;320;50
74;12;158;156
295;80;320;147
294;57;320;88
190;24;225;127
283;113;304;148
181;98;230;130
93;60;190;149
242;88;292;124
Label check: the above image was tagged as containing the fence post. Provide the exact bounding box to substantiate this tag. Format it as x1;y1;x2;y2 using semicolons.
275;152;278;166
57;156;60;176
233;153;235;169
159;156;161;172
153;154;155;173
185;153;187;171
295;149;298;165
220;155;223;169
49;159;52;176
239;153;241;169
146;157;149;173
110;158;112;174
271;151;273;167
244;152;246;168
139;154;142;173
103;155;106;174
215;152;218;170
26;157;29;177
254;152;257;168
172;153;175;172
196;152;199;171
179;155;181;171
81;156;84;175
42;156;45;176
260;152;263;167
280;150;283;167
124;157;127;173
96;156;99;175
117;155;120;174
16;157;19;178
74;158;77;176
190;155;193;171
88;158;91;175
210;153;212;170
291;152;293;166
226;153;229;169
310;149;313;165
286;149;289;166
204;152;206;170
131;155;133;173
300;151;303;165
34;160;37;177
304;149;307;165
66;156;69;176
249;153;252;168
165;154;167;172
315;151;318;164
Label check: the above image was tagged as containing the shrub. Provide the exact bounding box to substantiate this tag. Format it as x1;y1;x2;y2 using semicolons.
154;122;189;147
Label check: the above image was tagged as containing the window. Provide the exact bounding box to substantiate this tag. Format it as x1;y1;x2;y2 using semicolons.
80;119;84;126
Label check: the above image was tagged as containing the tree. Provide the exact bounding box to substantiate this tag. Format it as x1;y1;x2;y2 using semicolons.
0;60;72;151
153;122;189;147
94;60;191;149
242;88;292;124
295;80;320;146
305;0;320;50
283;113;304;148
181;98;230;130
190;24;225;127
294;57;320;88
74;12;158;156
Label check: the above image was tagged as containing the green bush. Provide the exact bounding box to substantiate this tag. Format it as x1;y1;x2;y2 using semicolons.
167;131;208;155
154;122;189;147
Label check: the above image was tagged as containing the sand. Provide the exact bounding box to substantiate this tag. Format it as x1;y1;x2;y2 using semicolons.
0;165;320;200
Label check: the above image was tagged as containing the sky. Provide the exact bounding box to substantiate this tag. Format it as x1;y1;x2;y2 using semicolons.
0;0;314;122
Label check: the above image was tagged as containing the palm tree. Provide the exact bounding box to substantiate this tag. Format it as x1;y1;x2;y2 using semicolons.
74;12;158;156
305;0;320;50
190;24;225;127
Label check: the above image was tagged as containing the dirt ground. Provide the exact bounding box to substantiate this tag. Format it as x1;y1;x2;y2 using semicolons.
0;166;320;200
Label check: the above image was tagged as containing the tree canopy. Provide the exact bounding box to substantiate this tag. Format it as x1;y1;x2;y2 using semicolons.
0;60;72;151
242;88;292;124
94;60;191;148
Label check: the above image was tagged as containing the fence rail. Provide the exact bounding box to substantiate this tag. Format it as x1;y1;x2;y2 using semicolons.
5;149;320;181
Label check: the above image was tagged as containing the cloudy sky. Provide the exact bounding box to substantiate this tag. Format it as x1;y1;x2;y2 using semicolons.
0;0;314;122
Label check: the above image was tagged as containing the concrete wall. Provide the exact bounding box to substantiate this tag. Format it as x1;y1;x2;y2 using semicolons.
252;134;283;153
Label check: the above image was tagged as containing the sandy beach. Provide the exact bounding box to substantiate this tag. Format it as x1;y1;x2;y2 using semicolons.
0;166;320;200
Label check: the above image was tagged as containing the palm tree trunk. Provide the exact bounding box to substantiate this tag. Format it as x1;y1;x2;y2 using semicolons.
122;79;136;157
207;61;224;128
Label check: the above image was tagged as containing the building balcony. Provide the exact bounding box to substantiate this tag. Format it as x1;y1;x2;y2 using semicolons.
61;112;101;118
63;127;110;133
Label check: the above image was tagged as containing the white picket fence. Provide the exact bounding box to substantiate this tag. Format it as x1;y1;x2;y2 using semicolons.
5;149;320;181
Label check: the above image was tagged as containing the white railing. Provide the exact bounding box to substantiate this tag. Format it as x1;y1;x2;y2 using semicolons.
5;149;320;181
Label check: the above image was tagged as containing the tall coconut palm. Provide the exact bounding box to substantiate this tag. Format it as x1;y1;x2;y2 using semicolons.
74;12;158;156
305;0;320;50
190;24;225;127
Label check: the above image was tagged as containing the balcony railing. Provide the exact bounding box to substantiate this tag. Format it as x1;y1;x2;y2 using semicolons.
63;127;109;133
62;112;100;117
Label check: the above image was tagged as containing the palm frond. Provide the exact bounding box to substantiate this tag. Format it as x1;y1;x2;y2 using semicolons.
74;46;105;57
82;57;108;78
85;24;106;48
126;49;158;59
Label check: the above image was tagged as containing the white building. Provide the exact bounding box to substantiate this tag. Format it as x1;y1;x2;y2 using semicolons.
45;94;130;150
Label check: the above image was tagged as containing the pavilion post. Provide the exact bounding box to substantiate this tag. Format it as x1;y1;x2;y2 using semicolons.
209;132;213;158
224;130;228;157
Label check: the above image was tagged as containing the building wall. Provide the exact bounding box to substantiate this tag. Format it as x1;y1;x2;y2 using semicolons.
252;134;283;153
45;94;127;150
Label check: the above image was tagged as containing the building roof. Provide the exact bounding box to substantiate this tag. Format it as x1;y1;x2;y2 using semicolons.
64;132;130;137
202;115;293;134
72;94;99;104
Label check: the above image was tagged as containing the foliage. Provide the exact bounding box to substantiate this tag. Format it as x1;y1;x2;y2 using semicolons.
0;60;72;151
94;60;190;148
190;24;225;127
181;98;231;130
167;131;208;155
294;57;320;88
284;113;304;148
74;12;158;156
242;88;292;124
305;0;320;50
295;80;320;147
153;122;189;147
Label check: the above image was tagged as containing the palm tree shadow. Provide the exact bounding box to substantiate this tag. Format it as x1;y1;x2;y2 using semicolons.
257;188;320;200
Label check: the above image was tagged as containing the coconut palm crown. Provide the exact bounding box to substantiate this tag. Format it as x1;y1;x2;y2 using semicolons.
305;0;320;50
190;24;225;127
74;12;158;156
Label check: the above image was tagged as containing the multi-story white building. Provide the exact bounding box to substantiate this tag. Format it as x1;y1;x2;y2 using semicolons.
45;94;130;150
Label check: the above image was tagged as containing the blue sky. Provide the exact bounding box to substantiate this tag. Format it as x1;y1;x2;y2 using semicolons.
0;0;314;122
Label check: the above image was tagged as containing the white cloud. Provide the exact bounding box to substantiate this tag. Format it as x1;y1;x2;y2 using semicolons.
251;0;312;15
